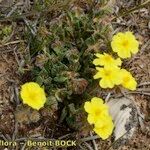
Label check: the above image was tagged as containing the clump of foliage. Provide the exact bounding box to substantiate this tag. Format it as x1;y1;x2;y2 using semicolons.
0;24;12;43
20;0;121;133
22;1;111;128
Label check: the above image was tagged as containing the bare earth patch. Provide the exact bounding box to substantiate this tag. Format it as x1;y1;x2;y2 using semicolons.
0;53;18;137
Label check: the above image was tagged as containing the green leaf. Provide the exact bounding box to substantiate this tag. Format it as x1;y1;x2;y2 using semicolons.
54;76;68;83
46;96;58;106
66;116;78;130
68;103;76;115
36;76;43;85
59;107;68;123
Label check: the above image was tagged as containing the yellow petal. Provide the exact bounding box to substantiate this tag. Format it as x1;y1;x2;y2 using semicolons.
93;58;101;66
93;72;102;79
95;53;103;58
87;114;95;124
120;69;137;90
84;102;93;113
131;40;139;54
100;78;115;89
117;49;131;58
115;58;122;66
91;97;103;105
94;116;114;140
123;77;137;90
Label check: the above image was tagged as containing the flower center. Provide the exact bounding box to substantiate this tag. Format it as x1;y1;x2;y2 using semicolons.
29;92;36;100
104;70;111;77
105;56;111;62
123;76;130;83
122;40;129;47
95;110;101;116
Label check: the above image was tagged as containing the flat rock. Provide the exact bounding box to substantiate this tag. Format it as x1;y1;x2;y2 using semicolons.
107;96;138;148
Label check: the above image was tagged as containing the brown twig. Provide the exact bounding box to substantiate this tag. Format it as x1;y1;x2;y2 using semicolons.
138;81;150;87
0;40;24;48
90;132;98;150
81;135;100;142
84;141;94;150
12;122;18;141
127;91;150;96
112;0;150;20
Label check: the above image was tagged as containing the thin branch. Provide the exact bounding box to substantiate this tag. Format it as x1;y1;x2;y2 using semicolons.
79;144;86;150
58;134;71;140
127;91;150;96
106;130;131;150
0;134;8;141
21;143;27;150
0;40;24;48
138;81;150;87
84;142;94;150
112;0;150;20
90;132;98;150
105;92;111;103
81;135;100;142
12;122;18;141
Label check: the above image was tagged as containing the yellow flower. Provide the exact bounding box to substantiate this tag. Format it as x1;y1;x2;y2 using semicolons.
84;97;114;140
94;115;114;140
84;97;109;124
20;82;46;110
93;66;122;88
93;53;122;67
111;32;139;58
120;69;137;90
